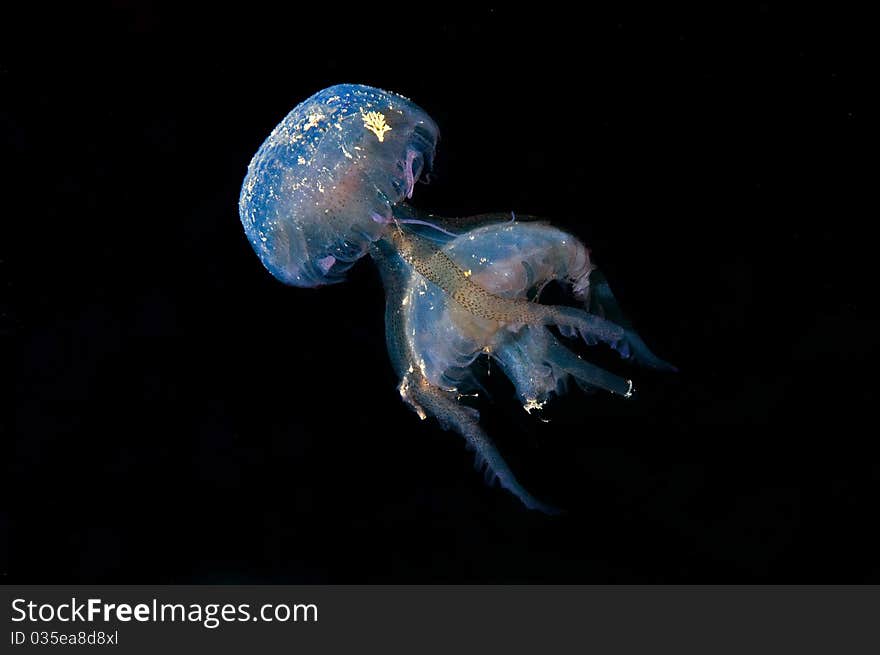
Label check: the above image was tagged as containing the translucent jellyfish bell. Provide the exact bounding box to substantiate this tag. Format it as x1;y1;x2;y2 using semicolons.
239;84;439;287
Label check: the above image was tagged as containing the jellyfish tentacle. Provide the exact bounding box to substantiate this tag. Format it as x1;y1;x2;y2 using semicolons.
436;211;544;230
392;205;541;242
395;218;463;238
372;210;463;238
399;370;561;515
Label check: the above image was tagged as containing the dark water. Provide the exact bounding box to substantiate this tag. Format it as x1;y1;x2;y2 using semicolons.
5;6;875;582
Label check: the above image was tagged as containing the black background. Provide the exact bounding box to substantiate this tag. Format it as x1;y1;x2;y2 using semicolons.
4;5;876;582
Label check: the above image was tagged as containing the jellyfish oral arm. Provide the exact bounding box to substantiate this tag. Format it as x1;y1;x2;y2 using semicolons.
400;369;561;515
389;230;638;352
372;238;561;514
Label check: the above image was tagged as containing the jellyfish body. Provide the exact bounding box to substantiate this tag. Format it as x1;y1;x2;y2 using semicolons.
240;84;674;512
239;84;438;286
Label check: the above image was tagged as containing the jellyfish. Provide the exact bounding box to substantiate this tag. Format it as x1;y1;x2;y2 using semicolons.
240;84;674;513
